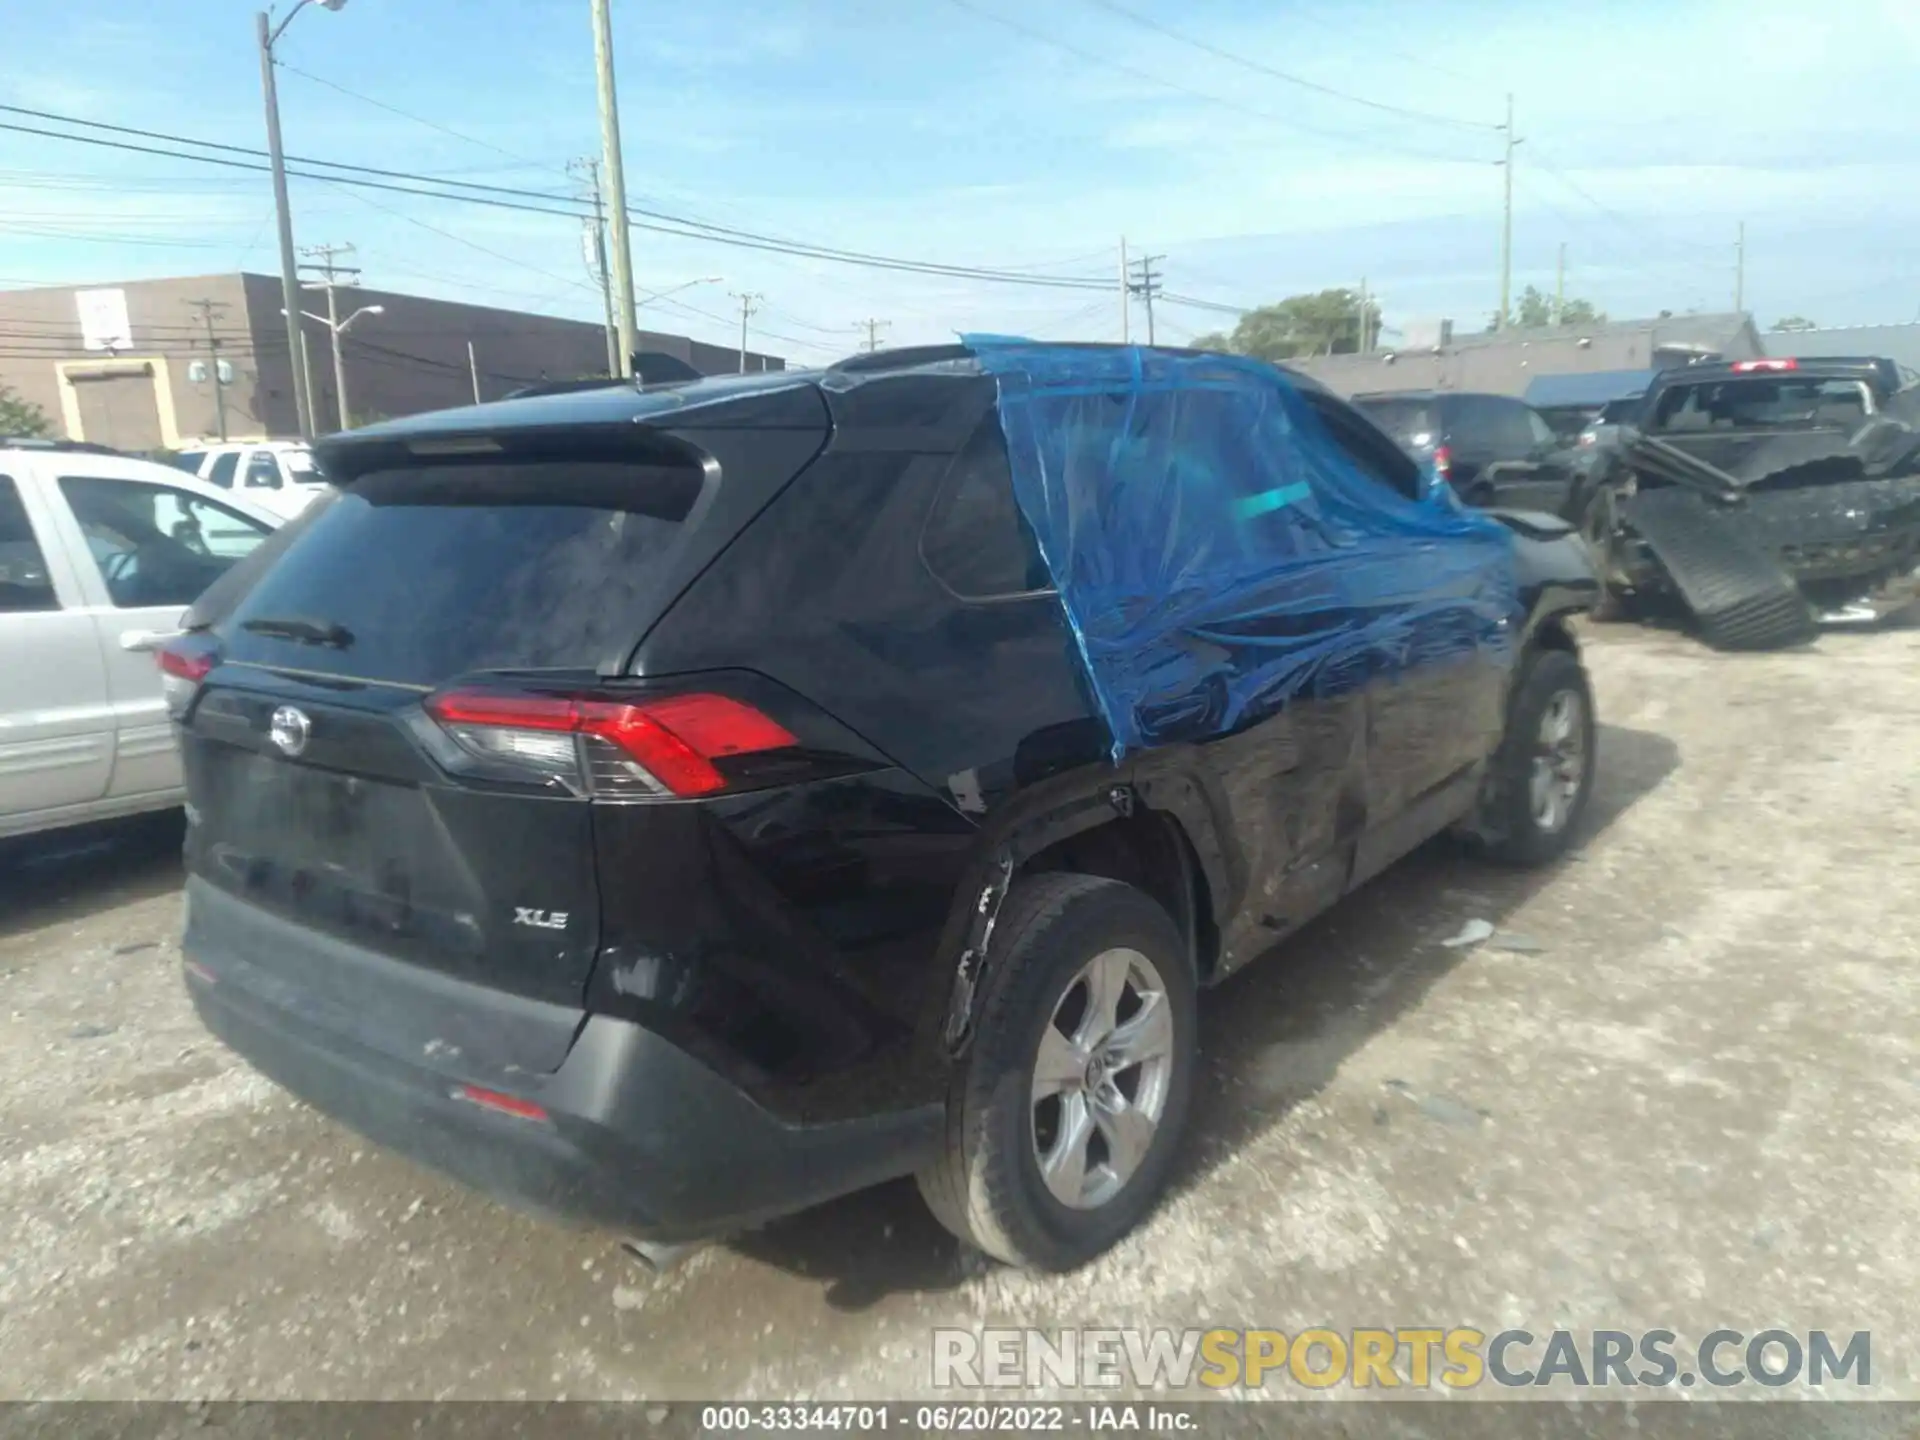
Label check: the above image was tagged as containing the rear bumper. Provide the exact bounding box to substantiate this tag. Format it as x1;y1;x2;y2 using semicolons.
183;886;942;1242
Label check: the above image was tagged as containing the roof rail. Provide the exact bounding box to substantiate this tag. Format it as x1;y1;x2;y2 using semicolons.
0;435;125;456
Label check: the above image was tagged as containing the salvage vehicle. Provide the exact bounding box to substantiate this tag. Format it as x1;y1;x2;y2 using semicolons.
163;342;1599;1271
1575;357;1920;644
1;438;279;842
1524;368;1659;448
1350;389;1581;516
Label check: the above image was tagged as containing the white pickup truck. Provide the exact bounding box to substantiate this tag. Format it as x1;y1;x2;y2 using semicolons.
0;440;281;841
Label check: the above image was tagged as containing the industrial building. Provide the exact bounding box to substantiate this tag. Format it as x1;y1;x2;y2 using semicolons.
0;272;785;449
1289;312;1764;398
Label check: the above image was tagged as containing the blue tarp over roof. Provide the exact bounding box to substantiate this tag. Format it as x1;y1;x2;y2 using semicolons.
963;338;1519;759
1524;369;1656;408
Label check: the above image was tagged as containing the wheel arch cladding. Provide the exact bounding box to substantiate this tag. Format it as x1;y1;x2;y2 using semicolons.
963;338;1521;760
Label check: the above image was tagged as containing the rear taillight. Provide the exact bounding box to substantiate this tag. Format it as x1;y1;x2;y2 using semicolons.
423;688;800;799
156;638;219;719
1432;444;1453;481
452;1084;549;1122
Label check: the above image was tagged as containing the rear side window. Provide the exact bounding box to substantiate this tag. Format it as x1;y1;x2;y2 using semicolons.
243;451;283;489
0;476;58;613
206;452;238;488
1451;395;1530;453
168;450;206;474
1352;398;1436;447
1300;393;1425;501
223;458;700;684
920;418;1051;600
1651;378;1869;432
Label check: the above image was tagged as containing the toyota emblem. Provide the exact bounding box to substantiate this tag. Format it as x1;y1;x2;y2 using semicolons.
269;705;312;758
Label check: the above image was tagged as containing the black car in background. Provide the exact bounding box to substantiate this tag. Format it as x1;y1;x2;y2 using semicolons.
1351;389;1582;516
162;346;1599;1272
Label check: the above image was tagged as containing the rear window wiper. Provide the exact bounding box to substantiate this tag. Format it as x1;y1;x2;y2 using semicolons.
241;615;355;648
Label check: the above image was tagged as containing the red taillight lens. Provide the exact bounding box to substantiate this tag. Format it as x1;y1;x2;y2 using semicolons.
156;639;218;719
1432;444;1453;478
424;689;799;798
453;1084;549;1122
157;644;216;682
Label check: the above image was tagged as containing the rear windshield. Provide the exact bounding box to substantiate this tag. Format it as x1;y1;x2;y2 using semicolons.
220;459;699;684
1649;378;1869;433
1352;398;1436;446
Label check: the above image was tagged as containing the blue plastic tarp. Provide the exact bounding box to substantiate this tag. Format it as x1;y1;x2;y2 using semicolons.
964;339;1520;758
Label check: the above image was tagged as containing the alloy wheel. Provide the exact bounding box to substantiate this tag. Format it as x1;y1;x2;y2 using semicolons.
1030;946;1174;1210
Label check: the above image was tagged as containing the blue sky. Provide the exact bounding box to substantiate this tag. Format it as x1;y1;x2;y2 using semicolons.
5;0;1920;363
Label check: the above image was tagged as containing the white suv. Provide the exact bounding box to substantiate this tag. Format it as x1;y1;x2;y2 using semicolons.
1;440;281;841
171;440;331;520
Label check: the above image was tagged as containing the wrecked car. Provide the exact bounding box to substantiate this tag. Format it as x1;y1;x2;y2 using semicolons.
160;340;1599;1272
1573;357;1920;648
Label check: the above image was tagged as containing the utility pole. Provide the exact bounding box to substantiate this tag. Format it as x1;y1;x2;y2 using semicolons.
857;318;890;353
187;298;231;442
1734;221;1746;313
571;157;619;377
1357;276;1370;354
1497;92;1520;331
258;9;313;439
467;340;482;404
590;0;639;376
1128;254;1164;346
731;292;762;373
1119;236;1131;344
1553;241;1566;326
299;242;360;431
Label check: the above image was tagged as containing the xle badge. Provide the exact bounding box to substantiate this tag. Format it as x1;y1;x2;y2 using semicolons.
514;908;570;930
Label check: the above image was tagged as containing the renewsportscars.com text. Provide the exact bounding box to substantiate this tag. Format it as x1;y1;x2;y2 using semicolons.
932;1327;1872;1392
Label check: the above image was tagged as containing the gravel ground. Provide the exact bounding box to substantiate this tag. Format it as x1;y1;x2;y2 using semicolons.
3;623;1917;1407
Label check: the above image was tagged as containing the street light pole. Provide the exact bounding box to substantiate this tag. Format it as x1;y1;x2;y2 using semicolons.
283;299;382;432
324;281;349;430
258;9;311;439
590;0;639;377
256;0;346;439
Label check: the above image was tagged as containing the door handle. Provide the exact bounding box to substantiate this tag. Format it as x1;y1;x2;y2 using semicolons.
120;628;184;654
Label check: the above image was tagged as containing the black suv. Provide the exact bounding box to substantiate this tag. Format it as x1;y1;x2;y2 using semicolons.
166;344;1599;1271
1352;390;1580;515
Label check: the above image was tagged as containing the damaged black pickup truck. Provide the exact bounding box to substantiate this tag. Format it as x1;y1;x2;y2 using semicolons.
1569;356;1920;649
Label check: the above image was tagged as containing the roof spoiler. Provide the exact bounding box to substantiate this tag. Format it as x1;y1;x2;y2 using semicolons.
502;352;706;401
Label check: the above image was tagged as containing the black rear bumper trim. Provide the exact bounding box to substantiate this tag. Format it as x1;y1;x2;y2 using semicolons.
185;928;942;1243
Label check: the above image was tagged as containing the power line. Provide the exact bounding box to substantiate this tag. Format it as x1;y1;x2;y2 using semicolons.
0;104;1127;292
276;61;563;173
936;0;1487;164
1082;0;1497;133
1160;291;1248;316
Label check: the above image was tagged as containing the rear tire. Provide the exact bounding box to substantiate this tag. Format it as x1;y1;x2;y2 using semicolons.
917;874;1196;1271
1472;647;1597;867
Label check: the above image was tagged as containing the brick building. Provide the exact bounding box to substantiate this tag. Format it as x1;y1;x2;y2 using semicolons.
0;273;785;449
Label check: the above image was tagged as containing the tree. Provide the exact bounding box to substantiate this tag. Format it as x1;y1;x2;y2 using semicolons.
0;381;51;438
1771;315;1818;333
1194;288;1382;362
1505;285;1606;330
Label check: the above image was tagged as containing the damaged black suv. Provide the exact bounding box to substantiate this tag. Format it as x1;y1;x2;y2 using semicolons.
166;343;1598;1271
